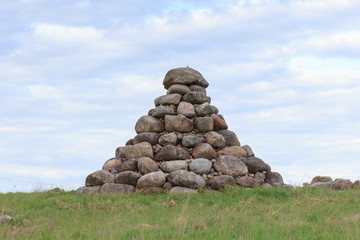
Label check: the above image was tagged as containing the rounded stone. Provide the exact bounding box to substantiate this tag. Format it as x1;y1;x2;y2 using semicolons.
167;170;206;189
205;131;226;148
177;102;196;118
265;172;284;187
154;145;191;161
189;158;212;174
214;156;248;177
163;67;209;89
102;158;121;171
118;159;138;173
148;106;176;118
160;160;188;173
159;132;178;146
115;171;142;186
222;146;247;159
137;157;159;174
189;84;206;94
207;175;235;190
85;170;116;187
244;157;268;174
167;84;190;95
192;143;217;160
100;183;135;195
181;136;202;148
135;115;164;134
133;132;160;145
241;145;254;157
211;114;228;130
216;130;240;146
310;176;333;184
182;92;208;104
116;142;153;160
154;94;182;106
137;171;166;189
195;117;214;132
195;103;216;117
165;114;193;133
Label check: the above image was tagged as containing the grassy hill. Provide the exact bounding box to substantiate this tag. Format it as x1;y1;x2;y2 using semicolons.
1;187;359;239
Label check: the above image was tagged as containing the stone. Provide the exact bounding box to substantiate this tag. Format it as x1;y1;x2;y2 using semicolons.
211;114;228;130
125;139;133;145
205;131;226;148
148;106;176;118
241;145;254;157
137;157;159;174
310;176;333;184
116;142;153;159
102;158;121;171
189;158;212;174
160;160;188;173
159;132;178;146
169;187;198;194
213;156;248;177
100;183;135;195
155;145;191;161
333;179;354;190
281;184;294;189
254;172;265;183
222;146;247;159
137;171;166;189
163;182;173;190
354;180;360;188
182;135;202;148
135;115;164;134
182;92;208;104
195;117;214;132
310;182;334;190
189;84;206;94
177;102;196;118
133;132;160;145
165;114;193;133
167;84;190;95
163;67;209;89
118;159;138;173
196;103;216;117
262;183;273;188
75;186;102;196
192;143;217;160
154;94;182;106
0;215;12;226
115;171;142;186
207;175;235;190
167;170;206;189
235;176;259;188
216;130;240;146
85;170;115;186
244;157;268;174
265;172;284;187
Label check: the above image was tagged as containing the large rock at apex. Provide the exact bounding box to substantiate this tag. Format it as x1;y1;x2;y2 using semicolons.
205;131;226;148
222;146;247;159
165;114;193;133
244;157;268;173
137;171;166;188
207;175;235;190
163;67;209;89
148;106;176;118
159;132;178;146
76;186;102;196
189;158;212;174
214;156;248;177
216;130;240;146
85;170;115;186
133;132;159;145
154;94;182;106
265;172;284;187
102;158;121;171
137;157;159;174
115;171;142;186
193;143;217;159
196;103;217;117
182;92;208;104
211;114;228;130
195;117;214;132
155;145;191;161
160;160;188;173
116;142;153;159
177;102;196;118
100;183;135;195
167;84;190;95
167;170;206;189
182;136;202;148
135;115;164;133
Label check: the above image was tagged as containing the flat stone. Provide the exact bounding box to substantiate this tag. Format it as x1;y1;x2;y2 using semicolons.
182;92;208;104
167;84;190;95
160;160;188;173
155;145;191;161
182;135;202;148
196;102;216;117
244;157;268;174
241;145;254;157
169;187;198;194
310;176;333;184
235;176;259;188
75;186;102;196
100;183;135;195
205;131;226;148
137;171;166;188
189;85;206;94
214;156;248;177
167;170;206;189
207;175;235;190
265;172;284;187
192;143;217;160
148;106;176;118
195;117;214;132
138;157;159;174
309;182;334;190
135;115;164;134
118;159;138;172
177;102;196;118
211;114;228;130
163;67;209;89
115;171;142;186
189;158;212;174
133;132;160;145
159;132;178;146
165;114;193;133
154;94;182;106
102;158;121;171
85;170;115;187
222;146;247;159
116;142;153;159
216;130;240;147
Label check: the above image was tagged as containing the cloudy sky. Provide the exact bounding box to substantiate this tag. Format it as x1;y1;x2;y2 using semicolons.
1;0;359;192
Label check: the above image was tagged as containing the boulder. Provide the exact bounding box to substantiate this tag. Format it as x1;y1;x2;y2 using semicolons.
85;170;115;186
310;176;333;184
222;146;247;159
159;132;178;146
115;171;142;186
205;131;226;148
137;172;166;189
354;180;360;188
133;132;160;145
155;145;191;161
167;170;206;189
182;135;202;148
196;103;216;117
333;179;353;190
137;157;159;174
189;84;206;94
265;172;284;187
207;175;235;190
165;114;193;133
213;156;248;177
211;114;228;130
135;115;164;134
241;145;254;157
102;158;121;171
192;143;217;160
75;186;102;196
310;182;334;190
244;157;268;174
235;176;259;188
169;187;198;194
189;158;212;174
100;183;135;195
262;183;273;188
163;67;209;89
118;159;138;172
148;106;176;118
195;117;214;132
182;92;208;104
154;94;182;106
177;102;196;118
160;160;188;173
116;142;153;159
216;130;240;146
167;84;190;95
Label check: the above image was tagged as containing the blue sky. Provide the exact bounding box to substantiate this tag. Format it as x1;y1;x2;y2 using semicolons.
1;0;359;192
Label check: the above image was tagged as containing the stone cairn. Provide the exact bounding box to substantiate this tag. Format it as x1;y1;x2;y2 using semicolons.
76;67;286;196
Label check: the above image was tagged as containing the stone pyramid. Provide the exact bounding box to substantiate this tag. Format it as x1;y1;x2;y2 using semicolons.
76;67;285;196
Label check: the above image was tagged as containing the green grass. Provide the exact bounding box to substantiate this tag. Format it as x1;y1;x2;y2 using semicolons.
1;187;359;239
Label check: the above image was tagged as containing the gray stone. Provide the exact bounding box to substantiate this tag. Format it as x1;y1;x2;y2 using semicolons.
148;106;176;118
241;145;254;157
85;170;115;187
205;131;226;148
222;146;247;159
165;114;193;133
102;158;121;171
189;158;212;174
75;186;102;196
100;183;135;195
116;142;153;159
244;157;268;174
309;182;334;190
159;132;178;146
137;157;159;174
155;145;191;161
137;171;166;188
281;184;294;189
214;156;248;177
163;67;209;89
135;115;164;134
235;176;259;188
192;143;217;160
167;84;190;95
115;171;142;186
177;102;196;118
182;92;208;104
167;170;206;189
195;117;214;132
262;183;273;188
133;132;160;145
182;136;202;148
160;160;188;173
125;139;133;145
211;114;227;130
163;182;173;190
310;176;333;184
189;84;206;94
0;215;12;226
195;102;216;117
216;130;240;146
169;187;198;194
265;172;284;187
254;172;265;183
207;175;235;190
154;94;182;106
118;159;138;172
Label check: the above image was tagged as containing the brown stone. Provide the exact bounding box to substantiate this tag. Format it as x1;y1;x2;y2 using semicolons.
115;171;142;186
213;156;248;177
137;157;159;174
85;170;115;187
167;84;190;95
177;102;196;118
135;115;164;134
148;106;176;118
160;160;188;173
76;186;102;196
235;176;259;188
118;159;138;172
102;158;121;171
165;114;193;133
100;183;135;195
115;142;153;159
207;175;235;190
167;170;206;189
154;94;182;106
222;146;247;159
155;145;191;161
137;172;166;188
189;84;206;94
244;157;268;174
265;172;284;187
163;67;209;89
133;132;160;145
211;114;228;130
205;131;226;148
195;117;214;132
241;145;254;157
310;176;333;184
216;130;240;146
333;178;354;190
192;143;217;160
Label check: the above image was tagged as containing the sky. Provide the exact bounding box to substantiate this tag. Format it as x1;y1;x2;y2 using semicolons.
1;0;359;192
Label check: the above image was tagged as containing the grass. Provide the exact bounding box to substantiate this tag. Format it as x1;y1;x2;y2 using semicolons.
1;187;359;239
